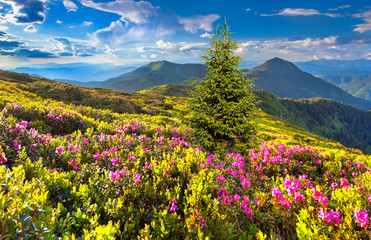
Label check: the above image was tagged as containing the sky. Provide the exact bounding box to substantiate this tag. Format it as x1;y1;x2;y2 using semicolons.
0;0;370;68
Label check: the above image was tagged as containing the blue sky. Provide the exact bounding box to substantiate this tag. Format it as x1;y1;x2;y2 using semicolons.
0;0;370;68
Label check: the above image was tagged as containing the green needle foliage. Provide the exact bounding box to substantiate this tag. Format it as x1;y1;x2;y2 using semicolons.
187;21;256;151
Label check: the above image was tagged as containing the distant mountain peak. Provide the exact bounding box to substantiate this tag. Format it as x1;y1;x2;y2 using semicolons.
255;57;301;73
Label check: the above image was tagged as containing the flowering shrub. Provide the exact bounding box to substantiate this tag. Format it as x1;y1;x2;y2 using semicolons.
0;83;370;239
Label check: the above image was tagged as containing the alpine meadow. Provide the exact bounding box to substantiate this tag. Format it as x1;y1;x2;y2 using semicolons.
1;0;371;239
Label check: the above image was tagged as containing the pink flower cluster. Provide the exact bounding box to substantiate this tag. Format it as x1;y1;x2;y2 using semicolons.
133;173;141;184
0;153;7;164
318;208;342;225
311;189;328;205
169;199;177;212
69;160;81;172
109;169;126;181
354;210;369;227
271;187;291;208
239;196;253;218
283;178;301;197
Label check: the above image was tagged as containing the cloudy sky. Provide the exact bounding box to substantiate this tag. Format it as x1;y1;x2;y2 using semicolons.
0;0;370;68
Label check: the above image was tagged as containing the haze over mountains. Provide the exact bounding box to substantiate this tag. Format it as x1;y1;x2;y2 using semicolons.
12;63;141;82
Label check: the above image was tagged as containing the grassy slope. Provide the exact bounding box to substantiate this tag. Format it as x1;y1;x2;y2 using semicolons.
137;84;191;97
321;74;371;101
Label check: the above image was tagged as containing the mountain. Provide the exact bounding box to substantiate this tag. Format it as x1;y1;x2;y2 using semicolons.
12;63;139;82
295;59;371;75
320;74;371;101
99;60;207;92
243;58;371;111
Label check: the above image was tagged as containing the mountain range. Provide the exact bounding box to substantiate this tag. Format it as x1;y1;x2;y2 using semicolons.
58;58;371;111
295;59;371;75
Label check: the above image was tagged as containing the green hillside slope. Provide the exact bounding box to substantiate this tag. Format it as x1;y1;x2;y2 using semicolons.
321;74;371;101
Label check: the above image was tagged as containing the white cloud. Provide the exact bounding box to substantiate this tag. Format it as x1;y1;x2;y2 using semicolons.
236;35;370;61
262;8;341;18
23;24;37;32
83;21;93;26
246;8;251;11
156;39;175;50
178;14;220;33
179;42;208;52
150;53;157;58
329;5;351;11
200;32;212;39
89;20;126;46
56;20;63;24
0;0;48;24
352;10;371;33
63;0;78;12
79;0;158;24
0;25;8;31
104;44;116;57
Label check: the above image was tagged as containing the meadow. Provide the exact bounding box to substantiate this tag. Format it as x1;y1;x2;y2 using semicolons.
0;78;370;239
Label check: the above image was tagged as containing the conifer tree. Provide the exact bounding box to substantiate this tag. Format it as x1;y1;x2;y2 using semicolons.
188;21;256;151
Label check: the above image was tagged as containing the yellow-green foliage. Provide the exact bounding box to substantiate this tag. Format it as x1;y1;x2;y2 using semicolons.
0;79;370;239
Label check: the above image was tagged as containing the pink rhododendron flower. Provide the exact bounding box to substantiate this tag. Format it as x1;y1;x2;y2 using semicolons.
216;175;226;183
284;178;301;196
245;208;253;218
169;199;177;212
68;144;74;151
331;182;339;189
319;208;342;225
55;146;64;154
93;152;101;160
145;162;152;170
0;153;7;164
272;187;282;199
294;192;305;202
111;158;118;165
234;194;241;201
280;198;291;208
354;210;369;227
340;178;349;188
311;189;323;201
133;173;141;183
241;177;251;188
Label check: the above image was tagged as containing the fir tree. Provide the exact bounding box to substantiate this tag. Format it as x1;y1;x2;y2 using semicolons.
188;21;256;151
